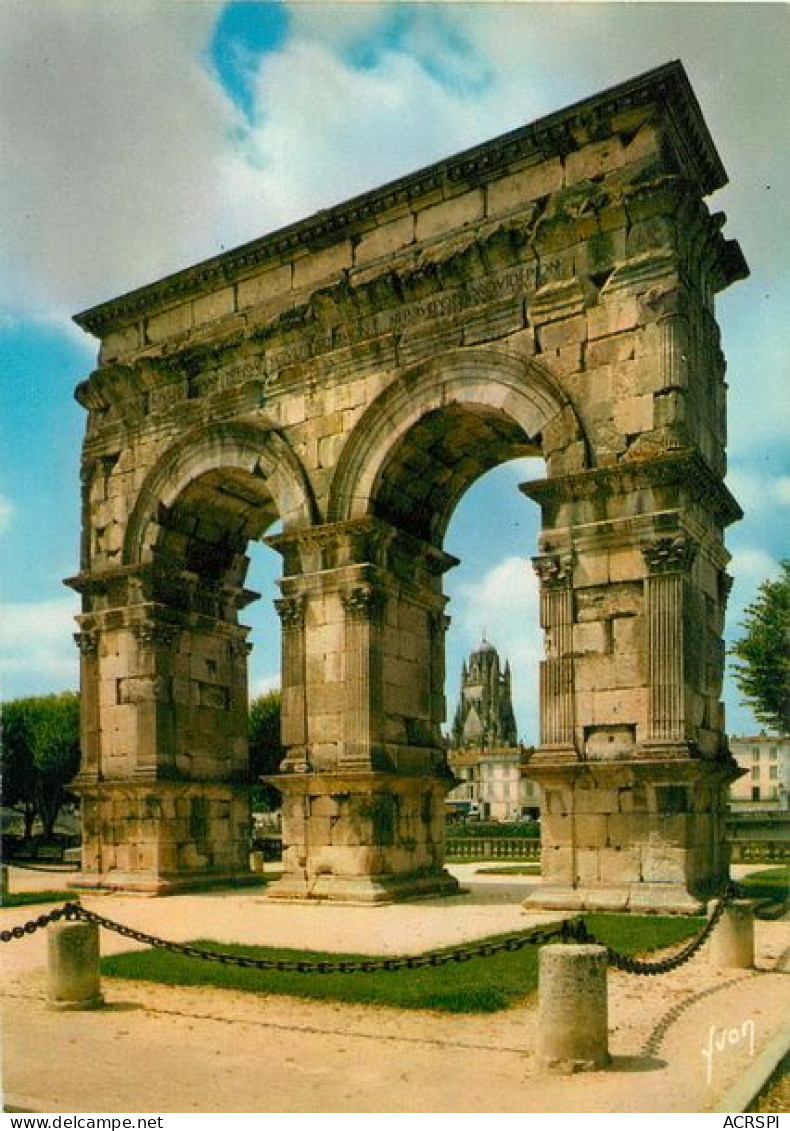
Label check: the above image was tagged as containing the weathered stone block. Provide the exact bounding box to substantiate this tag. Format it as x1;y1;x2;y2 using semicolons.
237;263;293;309
538;314;588;352
640;840;686;883
487;157;564;214
613;394;654;436
597;846;641;884
586;331;637;369
587;296;639;340
573;620;611;655
574;814;609;848
574;788;620;815
293;241;353;290
193;287;235;326
355;215;415;265
415;189;484;242
608;549;644;583
145;302;192;344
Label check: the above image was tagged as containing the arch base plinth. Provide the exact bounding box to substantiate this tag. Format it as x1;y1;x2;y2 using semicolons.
268;769;460;904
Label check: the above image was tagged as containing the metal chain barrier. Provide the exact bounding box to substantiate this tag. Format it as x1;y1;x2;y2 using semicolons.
585;883;737;976
0;904;69;943
0;883;767;978
0;900;590;972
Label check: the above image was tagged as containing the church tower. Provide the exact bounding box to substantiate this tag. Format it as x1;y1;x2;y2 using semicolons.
450;636;518;750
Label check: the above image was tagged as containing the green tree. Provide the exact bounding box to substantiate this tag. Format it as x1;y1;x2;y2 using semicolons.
1;692;81;839
731;560;790;733
1;699;38;838
248;690;283;810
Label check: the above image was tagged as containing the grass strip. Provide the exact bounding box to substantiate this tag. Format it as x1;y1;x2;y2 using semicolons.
735;866;789;904
0;890;76;908
474;865;541;876
101;913;702;1014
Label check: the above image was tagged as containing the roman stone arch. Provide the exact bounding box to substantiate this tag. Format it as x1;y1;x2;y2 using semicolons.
69;62;748;907
328;347;587;540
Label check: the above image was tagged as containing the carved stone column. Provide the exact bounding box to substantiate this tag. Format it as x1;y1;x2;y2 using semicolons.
533;552;576;757
130;617;180;781
73;625;100;782
428;610;451;752
658;308;689;391
642;535;697;753
275;594;308;771
339;583;384;770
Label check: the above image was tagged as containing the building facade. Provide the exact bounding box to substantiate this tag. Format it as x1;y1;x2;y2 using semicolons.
729;735;790;812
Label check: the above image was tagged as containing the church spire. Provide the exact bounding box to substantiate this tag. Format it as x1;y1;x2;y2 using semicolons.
451;636;518;749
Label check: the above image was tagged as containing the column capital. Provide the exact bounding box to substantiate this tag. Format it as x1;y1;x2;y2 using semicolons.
132;619;180;649
532;552;574;589
341;584;385;619
275;595;306;629
642;535;697;575
73;629;99;657
228;636;253;657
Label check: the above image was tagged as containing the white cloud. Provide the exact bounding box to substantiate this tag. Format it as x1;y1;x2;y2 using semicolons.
0;0;237;319
217;37;492;248
727;469;790;518
0;596;79;698
775;478;790;506
250;672;280;700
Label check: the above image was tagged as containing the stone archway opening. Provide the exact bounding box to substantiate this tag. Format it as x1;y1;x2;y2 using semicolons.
442;454;545;746
369;402;540;545
263;353;577;902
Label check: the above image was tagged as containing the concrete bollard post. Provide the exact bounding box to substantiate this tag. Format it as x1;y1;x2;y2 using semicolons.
0;864;8;898
709;900;755;969
538;944;610;1072
47;920;104;1010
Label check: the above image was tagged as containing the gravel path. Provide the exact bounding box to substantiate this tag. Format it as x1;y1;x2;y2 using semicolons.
2;864;788;1113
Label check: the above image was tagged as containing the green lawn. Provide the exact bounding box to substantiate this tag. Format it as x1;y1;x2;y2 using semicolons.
101;913;703;1013
0;890;76;908
735;866;790;904
474;864;542;876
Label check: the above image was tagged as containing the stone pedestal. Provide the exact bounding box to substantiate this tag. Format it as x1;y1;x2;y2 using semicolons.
70;781;253;895
538;944;610;1072
47;921;104;1011
266;771;459;903
524;757;737;914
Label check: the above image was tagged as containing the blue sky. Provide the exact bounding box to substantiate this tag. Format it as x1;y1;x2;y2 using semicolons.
1;1;788;742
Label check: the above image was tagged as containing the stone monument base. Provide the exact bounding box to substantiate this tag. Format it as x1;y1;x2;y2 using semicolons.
267;769;460;904
70;779;252;895
523;882;706;916
265;868;460;904
523;754;738;915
